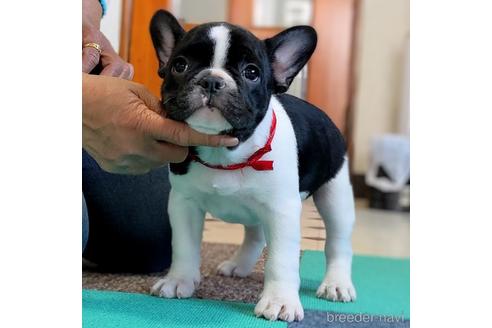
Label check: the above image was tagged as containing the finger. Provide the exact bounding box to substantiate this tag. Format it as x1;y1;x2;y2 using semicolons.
98;33;127;78
142;110;239;147
82;46;101;73
128;63;134;80
130;83;164;115
99;33;118;56
174;124;240;147
100;60;125;77
119;63;134;80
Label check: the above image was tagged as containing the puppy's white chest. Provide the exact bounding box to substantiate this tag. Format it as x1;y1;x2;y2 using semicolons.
171;166;266;225
204;193;260;225
208;173;241;196
169;103;299;225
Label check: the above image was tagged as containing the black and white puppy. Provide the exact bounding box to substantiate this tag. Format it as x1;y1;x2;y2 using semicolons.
149;10;356;322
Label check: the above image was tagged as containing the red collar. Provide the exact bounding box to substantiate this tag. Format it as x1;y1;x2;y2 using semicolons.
190;110;277;171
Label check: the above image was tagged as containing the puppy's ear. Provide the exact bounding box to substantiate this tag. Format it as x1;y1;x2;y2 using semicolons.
150;10;185;78
265;26;317;93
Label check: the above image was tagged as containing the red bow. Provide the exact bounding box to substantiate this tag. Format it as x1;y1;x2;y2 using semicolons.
190;110;277;171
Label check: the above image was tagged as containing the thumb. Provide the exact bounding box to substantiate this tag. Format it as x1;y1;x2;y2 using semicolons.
129;83;164;115
142;110;239;147
82;46;101;73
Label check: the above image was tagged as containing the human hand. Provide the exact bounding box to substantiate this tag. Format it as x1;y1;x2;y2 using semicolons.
82;0;133;79
82;74;239;174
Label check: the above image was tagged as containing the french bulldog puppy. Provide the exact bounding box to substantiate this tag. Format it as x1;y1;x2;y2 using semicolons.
149;10;356;322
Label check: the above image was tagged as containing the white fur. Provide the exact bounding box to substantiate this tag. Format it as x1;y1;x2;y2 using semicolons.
217;225;265;277
152;96;356;322
150;190;203;298
195;101;274;167
185;107;232;135
313;159;357;302
209;25;230;68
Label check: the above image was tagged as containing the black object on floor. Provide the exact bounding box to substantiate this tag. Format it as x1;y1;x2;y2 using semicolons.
288;311;410;328
368;166;410;212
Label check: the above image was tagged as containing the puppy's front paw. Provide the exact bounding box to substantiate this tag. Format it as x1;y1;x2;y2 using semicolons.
254;289;304;322
217;260;252;278
150;275;199;299
316;271;356;302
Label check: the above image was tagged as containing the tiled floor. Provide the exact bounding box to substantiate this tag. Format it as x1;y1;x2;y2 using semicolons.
203;198;409;258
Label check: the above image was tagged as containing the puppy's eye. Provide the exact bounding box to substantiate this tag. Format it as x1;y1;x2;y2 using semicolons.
172;57;188;74
243;64;260;81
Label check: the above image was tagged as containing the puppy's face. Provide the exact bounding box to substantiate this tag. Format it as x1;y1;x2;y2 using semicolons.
150;10;317;141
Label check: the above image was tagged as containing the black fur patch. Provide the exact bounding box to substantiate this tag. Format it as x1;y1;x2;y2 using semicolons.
169;147;195;175
277;94;347;195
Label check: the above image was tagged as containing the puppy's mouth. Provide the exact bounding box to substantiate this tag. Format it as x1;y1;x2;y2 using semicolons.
163;85;252;140
188;124;224;134
185;106;233;135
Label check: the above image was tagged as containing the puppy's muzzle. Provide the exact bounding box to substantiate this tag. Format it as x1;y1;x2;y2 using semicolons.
198;75;226;96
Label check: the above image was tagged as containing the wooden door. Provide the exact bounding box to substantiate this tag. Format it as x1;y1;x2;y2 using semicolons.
128;0;171;97
307;0;356;133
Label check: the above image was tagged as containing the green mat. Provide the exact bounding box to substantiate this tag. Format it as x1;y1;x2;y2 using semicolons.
300;251;410;319
83;290;284;328
83;251;409;327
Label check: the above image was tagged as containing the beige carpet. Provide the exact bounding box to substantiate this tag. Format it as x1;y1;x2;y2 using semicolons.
83;243;270;303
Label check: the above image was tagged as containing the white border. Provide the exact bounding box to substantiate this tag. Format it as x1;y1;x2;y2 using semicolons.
412;0;492;326
1;0;492;327
0;1;81;327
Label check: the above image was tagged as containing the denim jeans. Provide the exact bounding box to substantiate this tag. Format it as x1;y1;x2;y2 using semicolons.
82;150;172;273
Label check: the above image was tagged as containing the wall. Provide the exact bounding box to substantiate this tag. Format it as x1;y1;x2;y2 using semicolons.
253;0;312;27
100;0;122;50
352;0;410;174
174;0;228;23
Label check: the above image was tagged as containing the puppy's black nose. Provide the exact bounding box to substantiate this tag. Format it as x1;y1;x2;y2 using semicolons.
199;76;226;94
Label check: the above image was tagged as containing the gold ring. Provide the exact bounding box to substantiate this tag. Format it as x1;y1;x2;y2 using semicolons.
83;42;102;54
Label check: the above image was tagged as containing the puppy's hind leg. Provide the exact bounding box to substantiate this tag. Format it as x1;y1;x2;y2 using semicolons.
313;157;357;302
217;224;265;277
